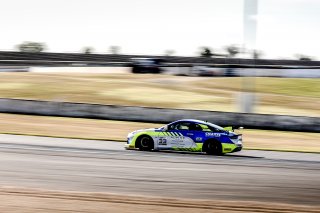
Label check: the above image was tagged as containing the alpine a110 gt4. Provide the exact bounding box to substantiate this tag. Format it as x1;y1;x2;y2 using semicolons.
126;119;242;155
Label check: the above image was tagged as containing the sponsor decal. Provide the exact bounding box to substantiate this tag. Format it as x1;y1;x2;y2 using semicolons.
205;132;221;137
196;137;202;141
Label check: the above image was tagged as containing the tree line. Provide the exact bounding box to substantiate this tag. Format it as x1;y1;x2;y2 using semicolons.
14;41;314;61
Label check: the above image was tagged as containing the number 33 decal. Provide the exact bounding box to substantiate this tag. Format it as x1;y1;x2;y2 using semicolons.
158;138;167;145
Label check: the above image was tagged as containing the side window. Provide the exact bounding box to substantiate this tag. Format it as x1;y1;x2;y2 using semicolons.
198;124;212;132
189;123;203;131
168;122;221;132
169;122;191;131
189;123;214;132
177;122;190;130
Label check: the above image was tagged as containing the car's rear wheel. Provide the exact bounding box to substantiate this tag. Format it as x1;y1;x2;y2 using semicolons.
204;140;223;155
137;135;154;151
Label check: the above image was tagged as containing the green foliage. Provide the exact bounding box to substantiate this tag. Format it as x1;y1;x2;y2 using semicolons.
295;54;312;61
225;45;240;57
83;47;94;54
110;46;120;54
165;50;175;56
200;47;213;57
17;41;46;53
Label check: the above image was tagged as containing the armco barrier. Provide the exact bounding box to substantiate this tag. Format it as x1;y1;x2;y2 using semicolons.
0;98;319;132
1;51;320;66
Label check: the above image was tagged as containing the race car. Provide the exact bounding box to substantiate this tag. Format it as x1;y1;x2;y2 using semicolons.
125;119;242;155
130;58;165;74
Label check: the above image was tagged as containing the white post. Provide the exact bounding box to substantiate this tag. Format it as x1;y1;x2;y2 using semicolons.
239;0;258;113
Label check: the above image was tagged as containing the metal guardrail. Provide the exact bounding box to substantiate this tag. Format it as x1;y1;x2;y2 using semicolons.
1;51;320;67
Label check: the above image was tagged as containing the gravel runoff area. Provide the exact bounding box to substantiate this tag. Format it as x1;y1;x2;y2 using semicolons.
0;113;319;153
1;187;319;213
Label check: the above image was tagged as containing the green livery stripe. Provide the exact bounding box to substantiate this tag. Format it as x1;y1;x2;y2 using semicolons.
170;132;182;137
221;143;238;153
171;146;202;152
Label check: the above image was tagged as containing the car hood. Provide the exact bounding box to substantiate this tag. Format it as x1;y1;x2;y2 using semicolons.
129;128;158;135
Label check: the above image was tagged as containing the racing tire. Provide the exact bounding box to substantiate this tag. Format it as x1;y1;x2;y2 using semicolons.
204;140;223;155
137;135;154;151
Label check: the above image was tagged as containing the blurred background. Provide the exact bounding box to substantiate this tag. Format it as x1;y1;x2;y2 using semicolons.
0;0;320;150
0;0;319;212
0;0;319;117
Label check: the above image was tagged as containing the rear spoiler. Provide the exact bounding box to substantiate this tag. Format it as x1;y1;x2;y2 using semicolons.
223;126;244;132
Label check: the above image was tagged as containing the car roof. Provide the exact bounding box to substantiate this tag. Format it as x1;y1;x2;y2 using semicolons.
169;119;225;130
172;119;209;124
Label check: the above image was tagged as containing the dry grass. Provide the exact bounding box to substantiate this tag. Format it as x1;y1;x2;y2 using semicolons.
0;72;319;116
1;113;319;153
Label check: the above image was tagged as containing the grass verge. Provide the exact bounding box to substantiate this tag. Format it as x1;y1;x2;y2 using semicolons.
0;73;319;116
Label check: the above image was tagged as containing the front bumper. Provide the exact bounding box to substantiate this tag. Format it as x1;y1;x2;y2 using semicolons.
125;144;135;150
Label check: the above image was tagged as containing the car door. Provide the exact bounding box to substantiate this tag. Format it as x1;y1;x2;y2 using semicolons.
156;124;181;149
168;122;198;149
179;123;207;146
157;121;187;149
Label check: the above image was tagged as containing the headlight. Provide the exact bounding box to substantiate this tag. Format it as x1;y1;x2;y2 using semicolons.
127;132;135;144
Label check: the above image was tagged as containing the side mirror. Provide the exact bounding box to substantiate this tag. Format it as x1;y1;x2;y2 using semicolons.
162;125;168;131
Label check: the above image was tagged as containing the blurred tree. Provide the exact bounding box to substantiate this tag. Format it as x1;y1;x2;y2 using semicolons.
17;41;46;53
225;45;240;57
200;47;213;57
83;47;94;54
295;54;312;61
253;50;263;59
110;46;120;54
165;50;175;56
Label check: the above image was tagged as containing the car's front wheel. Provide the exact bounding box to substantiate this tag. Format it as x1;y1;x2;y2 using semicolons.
204;140;223;155
137;135;154;151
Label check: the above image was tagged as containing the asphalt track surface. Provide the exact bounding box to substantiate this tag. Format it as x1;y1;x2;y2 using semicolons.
0;134;319;206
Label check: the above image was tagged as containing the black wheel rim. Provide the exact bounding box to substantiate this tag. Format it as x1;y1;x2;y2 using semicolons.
141;137;150;148
208;141;220;154
208;142;216;151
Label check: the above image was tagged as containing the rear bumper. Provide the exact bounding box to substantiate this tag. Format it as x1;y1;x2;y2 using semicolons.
231;145;242;153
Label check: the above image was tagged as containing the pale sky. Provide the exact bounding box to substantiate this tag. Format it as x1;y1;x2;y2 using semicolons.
0;0;319;59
